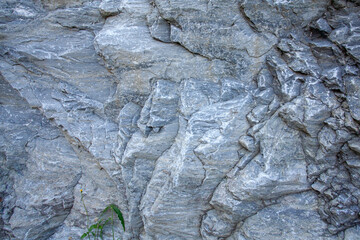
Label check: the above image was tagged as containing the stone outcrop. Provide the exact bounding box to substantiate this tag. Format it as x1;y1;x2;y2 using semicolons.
1;0;360;239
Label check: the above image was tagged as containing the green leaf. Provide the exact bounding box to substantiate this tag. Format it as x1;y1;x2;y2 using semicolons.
100;205;111;218
82;204;125;239
99;217;111;239
80;232;89;239
96;219;105;227
110;204;125;231
103;218;111;226
88;223;100;231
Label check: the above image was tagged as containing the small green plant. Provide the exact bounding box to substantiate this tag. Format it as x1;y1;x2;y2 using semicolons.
80;189;125;240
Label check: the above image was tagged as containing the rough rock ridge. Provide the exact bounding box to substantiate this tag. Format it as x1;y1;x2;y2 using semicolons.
0;0;360;239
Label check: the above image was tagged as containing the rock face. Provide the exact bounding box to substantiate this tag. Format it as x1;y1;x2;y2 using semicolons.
1;0;360;239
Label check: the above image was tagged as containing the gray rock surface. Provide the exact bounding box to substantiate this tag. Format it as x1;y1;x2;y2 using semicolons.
0;73;81;239
1;0;360;239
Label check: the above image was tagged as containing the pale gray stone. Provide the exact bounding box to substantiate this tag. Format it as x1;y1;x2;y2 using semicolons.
256;68;273;90
141;96;254;239
147;6;171;43
228;116;309;201
0;74;81;240
180;78;220;118
99;0;122;17
344;76;360;121
121;121;179;239
328;11;360;62
348;138;360;154
314;18;333;34
278;38;321;77
344;225;360;240
238;135;256;152
239;0;329;36
1;0;360;239
240;192;340;240
137;79;179;133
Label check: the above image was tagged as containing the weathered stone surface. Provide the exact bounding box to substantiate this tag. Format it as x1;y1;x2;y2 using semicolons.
239;192;339;240
0;74;81;239
329;10;360;62
239;0;329;37
345;225;360;240
99;0;122;17
1;0;360;239
345;76;360;121
146;6;171;43
141;95;254;239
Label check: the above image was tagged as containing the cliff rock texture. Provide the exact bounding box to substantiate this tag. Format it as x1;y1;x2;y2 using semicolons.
1;0;360;239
